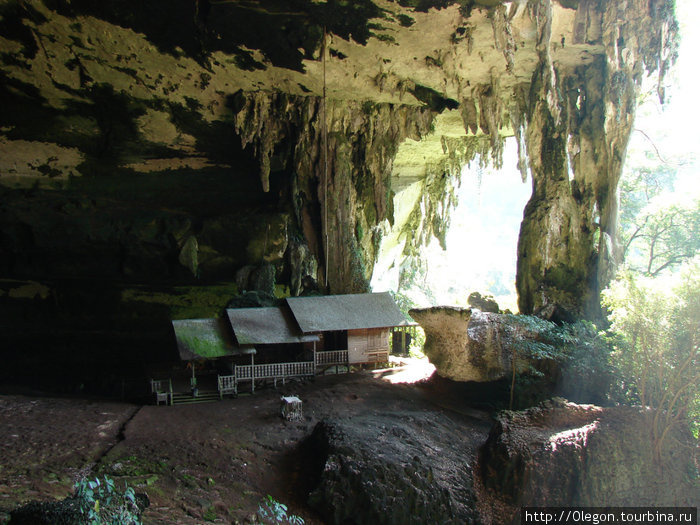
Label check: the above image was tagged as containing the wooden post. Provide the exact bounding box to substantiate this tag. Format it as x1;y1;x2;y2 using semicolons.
190;363;198;397
251;353;255;394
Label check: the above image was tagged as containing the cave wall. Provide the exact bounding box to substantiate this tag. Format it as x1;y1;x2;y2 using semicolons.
0;0;453;388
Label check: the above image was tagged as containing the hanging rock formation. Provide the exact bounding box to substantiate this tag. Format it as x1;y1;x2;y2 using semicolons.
514;0;678;318
231;91;435;293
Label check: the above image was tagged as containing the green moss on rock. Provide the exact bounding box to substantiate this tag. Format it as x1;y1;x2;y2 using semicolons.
121;283;239;320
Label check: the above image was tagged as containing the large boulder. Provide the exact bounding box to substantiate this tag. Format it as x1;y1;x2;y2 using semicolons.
478;399;699;523
409;307;530;382
305;416;482;525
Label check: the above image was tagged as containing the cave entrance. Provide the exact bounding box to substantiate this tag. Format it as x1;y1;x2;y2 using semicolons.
372;138;532;312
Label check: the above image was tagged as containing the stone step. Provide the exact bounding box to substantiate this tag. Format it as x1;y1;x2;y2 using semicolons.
170;391;220;405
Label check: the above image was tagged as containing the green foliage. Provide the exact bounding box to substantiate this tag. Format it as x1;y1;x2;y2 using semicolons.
73;475;141;525
257;495;304;525
507;314;577;363
557;322;619;405
390;290;417;317
626;196;699;276
505;315;616;408
602;262;700;442
389;291;426;356
407;328;426;358
203;506;217;522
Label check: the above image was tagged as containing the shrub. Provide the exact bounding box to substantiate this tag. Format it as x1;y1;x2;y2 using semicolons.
602;261;699;448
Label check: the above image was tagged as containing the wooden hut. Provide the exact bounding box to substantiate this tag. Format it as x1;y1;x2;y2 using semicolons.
164;292;415;402
225;306;320;392
286;292;414;365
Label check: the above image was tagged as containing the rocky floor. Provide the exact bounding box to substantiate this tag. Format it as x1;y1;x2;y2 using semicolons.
2;364;697;525
0;364;495;524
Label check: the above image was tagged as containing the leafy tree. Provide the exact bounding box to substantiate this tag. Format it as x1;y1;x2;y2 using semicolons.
619;163;700;276
624;196;700;276
619;162;674;254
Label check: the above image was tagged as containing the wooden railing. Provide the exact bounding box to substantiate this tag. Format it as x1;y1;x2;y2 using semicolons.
315;350;348;366
235;361;315;381
221;361;314;394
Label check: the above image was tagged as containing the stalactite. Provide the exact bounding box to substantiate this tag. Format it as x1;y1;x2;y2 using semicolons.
399;134;501;288
489;3;516;74
232;91;436;294
230;0;678;312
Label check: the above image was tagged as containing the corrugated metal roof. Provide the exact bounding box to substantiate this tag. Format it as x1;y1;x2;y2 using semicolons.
172;318;255;361
286;292;414;333
226;306;320;345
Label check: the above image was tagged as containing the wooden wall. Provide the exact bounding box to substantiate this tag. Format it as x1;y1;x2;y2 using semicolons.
347;328;389;364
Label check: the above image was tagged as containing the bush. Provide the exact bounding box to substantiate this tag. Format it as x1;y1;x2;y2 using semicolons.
9;476;144;525
73;476;142;525
257;495;304;525
504;315;616;409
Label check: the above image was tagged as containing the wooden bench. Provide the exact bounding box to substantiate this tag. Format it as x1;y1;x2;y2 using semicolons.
150;378;172;405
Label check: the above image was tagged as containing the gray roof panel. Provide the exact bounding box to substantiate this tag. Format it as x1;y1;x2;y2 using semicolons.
226;306;319;345
286;292;414;333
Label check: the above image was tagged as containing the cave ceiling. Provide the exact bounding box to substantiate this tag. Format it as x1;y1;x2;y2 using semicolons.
0;0;678;323
0;0;601;185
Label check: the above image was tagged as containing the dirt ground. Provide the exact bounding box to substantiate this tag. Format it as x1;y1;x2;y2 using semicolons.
0;360;495;524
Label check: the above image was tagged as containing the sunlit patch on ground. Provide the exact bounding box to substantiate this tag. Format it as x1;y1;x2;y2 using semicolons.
372;356;436;384
547;421;599;452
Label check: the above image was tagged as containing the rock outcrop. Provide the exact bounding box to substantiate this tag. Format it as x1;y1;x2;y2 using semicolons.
478;399;699;523
410;307;531;382
299;397;697;525
468;292;500;313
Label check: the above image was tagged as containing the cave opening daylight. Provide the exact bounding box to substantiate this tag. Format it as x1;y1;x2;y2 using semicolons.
372;138;532;312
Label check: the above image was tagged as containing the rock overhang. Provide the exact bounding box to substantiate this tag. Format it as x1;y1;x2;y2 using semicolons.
0;1;609;138
0;0;680;347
